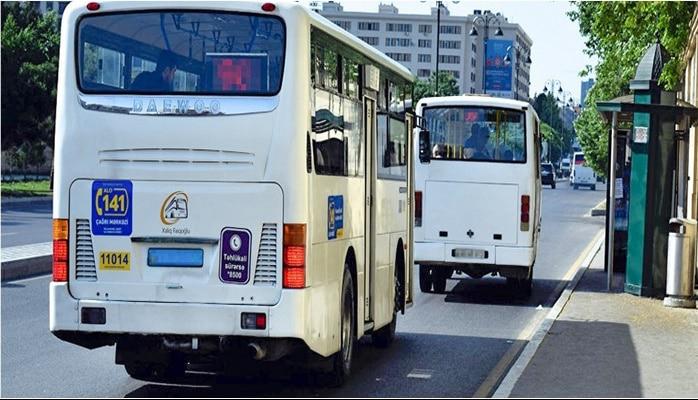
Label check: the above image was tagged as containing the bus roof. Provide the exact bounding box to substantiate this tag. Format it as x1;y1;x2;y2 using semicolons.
417;95;534;111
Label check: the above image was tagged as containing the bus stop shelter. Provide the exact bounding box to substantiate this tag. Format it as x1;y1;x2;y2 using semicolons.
596;42;698;297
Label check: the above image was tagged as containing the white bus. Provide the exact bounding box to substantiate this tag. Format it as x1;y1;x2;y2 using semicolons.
50;1;415;385
413;96;541;297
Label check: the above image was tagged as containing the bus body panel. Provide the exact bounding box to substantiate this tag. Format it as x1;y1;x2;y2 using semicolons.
68;179;283;305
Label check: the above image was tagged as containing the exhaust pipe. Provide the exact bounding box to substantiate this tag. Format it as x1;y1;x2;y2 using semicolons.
248;342;266;360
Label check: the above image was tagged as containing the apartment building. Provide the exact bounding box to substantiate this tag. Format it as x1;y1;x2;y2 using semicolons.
319;1;533;99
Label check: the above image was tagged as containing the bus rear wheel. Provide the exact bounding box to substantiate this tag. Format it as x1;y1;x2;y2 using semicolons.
419;265;433;293
326;268;356;387
432;268;451;294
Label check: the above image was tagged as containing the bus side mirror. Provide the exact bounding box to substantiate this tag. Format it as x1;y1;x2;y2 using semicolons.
419;129;431;163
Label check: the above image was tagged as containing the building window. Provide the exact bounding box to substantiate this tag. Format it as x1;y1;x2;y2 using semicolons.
418;24;432;34
358;22;380;31
471;72;476;82
471;58;476;68
418;54;431;63
446;70;460;79
386;53;411;62
438;55;460;64
472;43;477;53
332;20;351;31
418;69;431;78
385;38;412;47
387;23;412;32
418;39;432;48
439;40;461;49
470;87;476;94
359;36;379;46
439;25;462;35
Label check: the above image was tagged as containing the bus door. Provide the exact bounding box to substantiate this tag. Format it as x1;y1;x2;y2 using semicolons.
363;96;377;322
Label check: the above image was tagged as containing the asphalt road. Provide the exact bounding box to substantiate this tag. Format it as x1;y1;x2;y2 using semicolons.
1;198;52;248
1;182;605;397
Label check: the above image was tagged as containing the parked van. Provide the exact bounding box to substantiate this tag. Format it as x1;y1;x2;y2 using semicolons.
413;96;542;297
570;152;597;190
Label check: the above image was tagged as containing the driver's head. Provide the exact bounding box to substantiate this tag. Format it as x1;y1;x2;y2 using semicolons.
156;50;178;83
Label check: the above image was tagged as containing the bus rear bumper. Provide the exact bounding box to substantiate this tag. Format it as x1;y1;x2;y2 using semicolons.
50;282;307;341
414;242;535;267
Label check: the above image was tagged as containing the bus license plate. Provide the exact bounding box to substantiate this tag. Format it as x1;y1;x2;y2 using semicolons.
99;251;131;271
452;248;487;259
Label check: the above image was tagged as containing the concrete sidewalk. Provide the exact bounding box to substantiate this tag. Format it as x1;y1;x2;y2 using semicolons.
506;248;698;397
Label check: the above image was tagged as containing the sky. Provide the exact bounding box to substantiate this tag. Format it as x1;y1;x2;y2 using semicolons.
303;0;595;104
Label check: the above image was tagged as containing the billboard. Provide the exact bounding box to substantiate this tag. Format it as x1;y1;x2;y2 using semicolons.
485;39;512;97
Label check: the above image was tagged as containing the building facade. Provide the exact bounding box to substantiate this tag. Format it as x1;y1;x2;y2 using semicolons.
580;78;594;106
319;1;532;100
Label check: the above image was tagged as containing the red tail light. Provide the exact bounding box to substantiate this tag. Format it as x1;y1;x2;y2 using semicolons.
415;191;423;227
86;2;100;11
261;3;276;12
520;195;530;231
53;219;69;282
283;224;306;289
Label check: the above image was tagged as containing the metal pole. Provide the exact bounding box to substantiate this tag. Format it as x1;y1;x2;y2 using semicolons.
482;16;488;94
607;111;618;291
435;1;441;95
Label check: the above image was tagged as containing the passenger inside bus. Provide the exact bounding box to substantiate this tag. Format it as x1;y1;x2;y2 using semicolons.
463;124;491;160
130;50;178;92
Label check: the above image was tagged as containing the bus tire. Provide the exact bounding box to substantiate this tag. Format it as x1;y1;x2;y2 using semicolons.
591;185;596;191
573;184;579;190
432;268;449;294
124;362;151;380
551;182;556;189
327;268;356;387
419;265;433;293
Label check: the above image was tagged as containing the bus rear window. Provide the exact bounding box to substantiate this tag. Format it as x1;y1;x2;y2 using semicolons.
77;11;285;95
423;107;526;163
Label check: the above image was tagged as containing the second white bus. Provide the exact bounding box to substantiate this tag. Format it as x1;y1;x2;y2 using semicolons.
50;0;414;385
413;96;541;297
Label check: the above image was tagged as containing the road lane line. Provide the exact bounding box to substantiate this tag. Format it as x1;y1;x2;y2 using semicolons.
472;229;604;398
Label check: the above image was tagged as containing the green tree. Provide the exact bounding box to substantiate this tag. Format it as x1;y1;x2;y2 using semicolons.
532;93;575;163
568;1;696;175
1;2;60;167
413;71;460;104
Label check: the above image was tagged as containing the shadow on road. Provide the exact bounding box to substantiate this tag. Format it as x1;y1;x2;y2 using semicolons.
435;276;569;308
124;332;514;398
510;320;641;397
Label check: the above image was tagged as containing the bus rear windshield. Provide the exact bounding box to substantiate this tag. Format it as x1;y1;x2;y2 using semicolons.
77;11;285;95
423;107;526;163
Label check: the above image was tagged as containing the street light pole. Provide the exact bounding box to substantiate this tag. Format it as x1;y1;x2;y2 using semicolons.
423;0;459;95
470;12;504;94
543;79;563;162
504;44;531;100
436;1;441;95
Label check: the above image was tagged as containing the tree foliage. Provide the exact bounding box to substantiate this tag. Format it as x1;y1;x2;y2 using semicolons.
568;1;696;175
532;93;575;163
1;2;60;166
413;71;460;104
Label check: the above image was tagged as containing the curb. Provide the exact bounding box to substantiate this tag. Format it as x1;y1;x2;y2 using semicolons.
1;255;53;281
590;199;607;217
1;195;52;205
492;233;604;398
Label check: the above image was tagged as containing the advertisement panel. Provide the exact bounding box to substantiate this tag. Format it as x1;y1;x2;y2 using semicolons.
485;39;512;97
